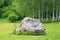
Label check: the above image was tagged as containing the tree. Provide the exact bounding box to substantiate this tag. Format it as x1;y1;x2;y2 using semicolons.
0;0;4;7
52;0;55;21
41;0;44;21
32;0;34;18
55;0;58;21
37;0;40;20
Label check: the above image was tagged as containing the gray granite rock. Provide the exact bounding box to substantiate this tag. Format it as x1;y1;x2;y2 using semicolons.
16;17;45;34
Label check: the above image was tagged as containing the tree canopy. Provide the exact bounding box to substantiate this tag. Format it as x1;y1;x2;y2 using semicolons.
0;0;60;22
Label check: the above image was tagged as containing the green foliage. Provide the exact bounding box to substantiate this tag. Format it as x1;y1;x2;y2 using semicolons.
2;11;9;18
14;30;33;35
13;29;46;35
0;0;4;7
15;30;46;35
2;10;14;18
7;12;18;22
0;0;60;22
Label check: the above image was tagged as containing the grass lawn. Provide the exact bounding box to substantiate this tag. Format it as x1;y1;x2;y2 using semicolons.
0;22;60;40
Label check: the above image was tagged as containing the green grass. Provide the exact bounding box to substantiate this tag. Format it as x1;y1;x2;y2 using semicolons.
0;22;60;40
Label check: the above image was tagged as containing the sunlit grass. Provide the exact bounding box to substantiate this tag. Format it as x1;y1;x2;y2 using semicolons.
0;22;60;40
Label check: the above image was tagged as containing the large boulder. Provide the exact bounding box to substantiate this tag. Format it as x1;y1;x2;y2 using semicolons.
16;17;46;35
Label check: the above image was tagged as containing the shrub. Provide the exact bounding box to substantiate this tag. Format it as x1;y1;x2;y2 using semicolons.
8;13;18;22
2;12;8;18
2;10;15;18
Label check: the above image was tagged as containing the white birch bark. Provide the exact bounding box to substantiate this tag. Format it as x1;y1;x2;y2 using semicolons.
52;0;55;21
38;1;40;20
32;0;34;18
55;0;58;21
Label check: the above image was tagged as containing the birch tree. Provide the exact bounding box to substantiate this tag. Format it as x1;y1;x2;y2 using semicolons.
52;0;55;21
32;0;34;18
38;0;40;20
58;0;60;21
41;0;44;21
55;0;58;21
45;0;48;22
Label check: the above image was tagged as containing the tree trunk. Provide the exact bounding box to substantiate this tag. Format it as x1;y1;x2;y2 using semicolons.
41;0;44;21
32;0;34;18
55;0;58;21
59;13;60;21
38;8;40;20
46;0;48;22
38;0;40;20
52;0;55;21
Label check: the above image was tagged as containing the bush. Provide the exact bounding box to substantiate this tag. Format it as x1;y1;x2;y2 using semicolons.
0;0;4;7
8;13;18;22
2;12;8;18
2;10;15;18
